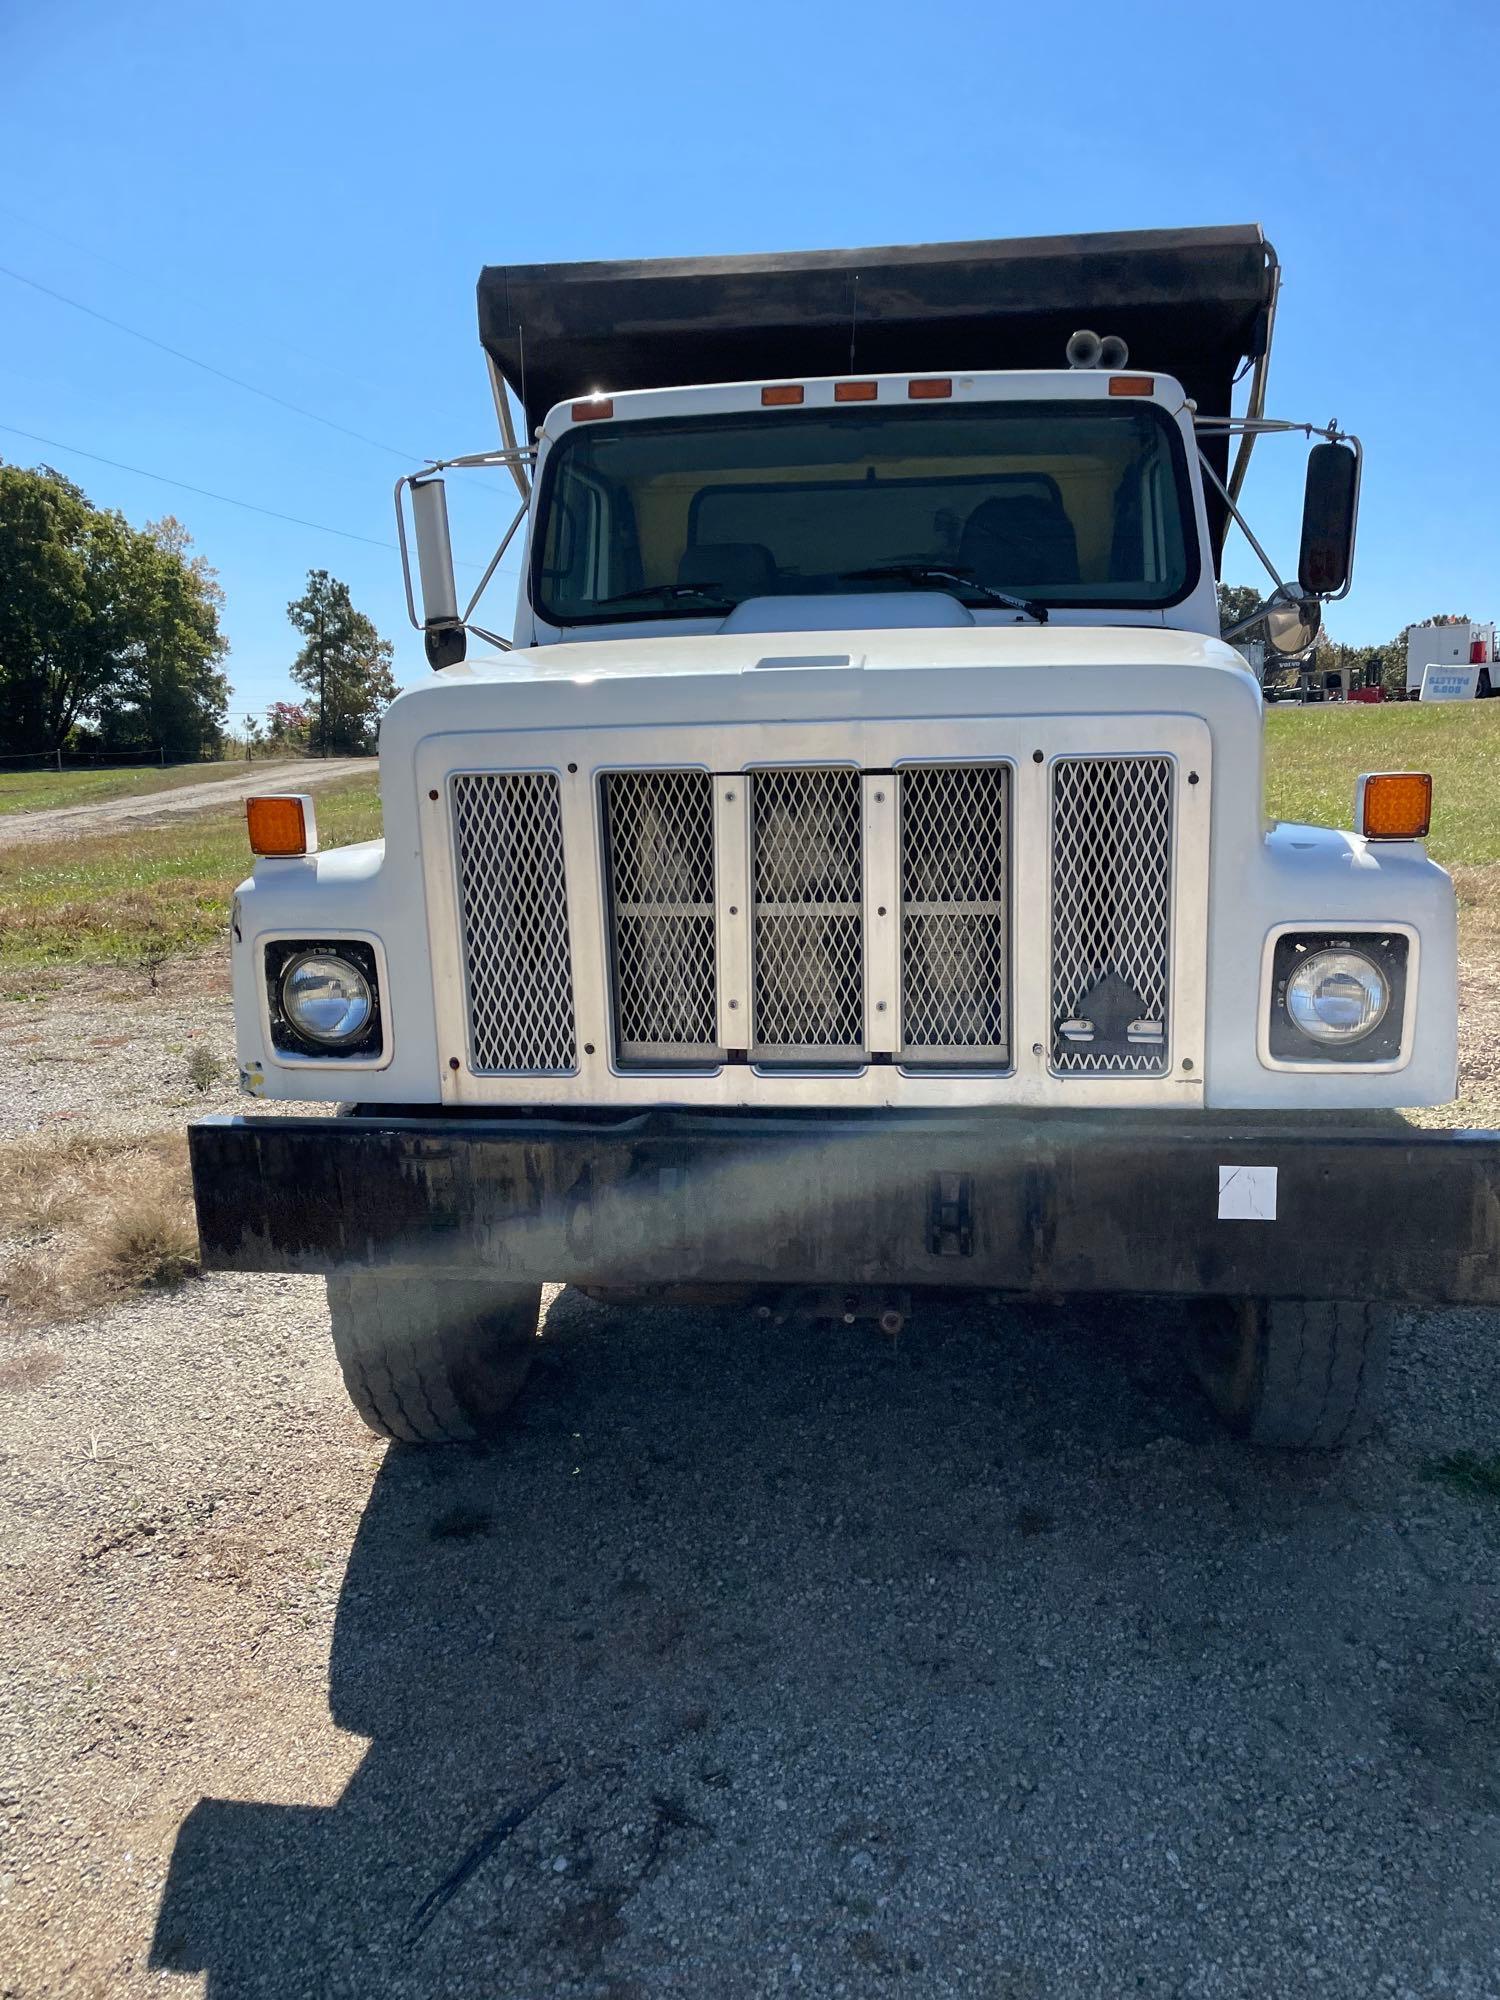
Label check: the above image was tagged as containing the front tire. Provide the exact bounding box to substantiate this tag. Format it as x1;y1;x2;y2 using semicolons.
327;1273;542;1444
1187;1297;1393;1449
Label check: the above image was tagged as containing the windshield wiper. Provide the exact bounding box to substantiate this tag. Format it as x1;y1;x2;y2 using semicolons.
596;582;735;610
839;564;1048;625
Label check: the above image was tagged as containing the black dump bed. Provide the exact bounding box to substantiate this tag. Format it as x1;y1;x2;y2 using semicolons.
478;225;1275;563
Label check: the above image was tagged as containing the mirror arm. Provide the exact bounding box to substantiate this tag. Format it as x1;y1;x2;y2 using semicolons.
461;499;529;624
395;464;534;641
393;473;424;632
1196;447;1285;594
466;624;513;653
1223;606;1283;645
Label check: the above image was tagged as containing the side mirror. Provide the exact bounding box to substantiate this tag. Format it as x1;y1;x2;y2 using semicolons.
1222;584;1321;657
1298;442;1360;598
1263;587;1321;656
410;475;466;669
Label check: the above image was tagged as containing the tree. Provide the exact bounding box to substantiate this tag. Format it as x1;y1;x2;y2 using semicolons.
242;713;263;760
0;463;134;751
286;570;397;755
93;516;230;760
1217;582;1263;633
266;701;309;749
0;462;229;758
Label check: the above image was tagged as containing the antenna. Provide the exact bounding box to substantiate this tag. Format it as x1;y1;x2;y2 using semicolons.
848;274;860;374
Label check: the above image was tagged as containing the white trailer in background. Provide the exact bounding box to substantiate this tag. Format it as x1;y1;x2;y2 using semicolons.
1406;618;1495;698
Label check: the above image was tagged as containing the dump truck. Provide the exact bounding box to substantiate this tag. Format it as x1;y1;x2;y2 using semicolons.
190;225;1499;1451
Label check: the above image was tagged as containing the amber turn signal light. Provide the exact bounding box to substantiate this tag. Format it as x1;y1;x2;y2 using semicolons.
761;384;804;406
247;794;317;857
908;378;952;400
834;380;878;402
570;396;613;421
1357;772;1432;840
1108;376;1156;396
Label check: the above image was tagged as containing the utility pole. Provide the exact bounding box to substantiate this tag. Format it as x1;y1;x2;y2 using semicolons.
316;600;326;758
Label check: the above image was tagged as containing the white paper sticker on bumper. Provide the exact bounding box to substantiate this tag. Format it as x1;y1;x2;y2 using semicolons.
1218;1164;1278;1221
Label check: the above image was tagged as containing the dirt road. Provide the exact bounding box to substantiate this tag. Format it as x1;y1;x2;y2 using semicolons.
0;759;374;848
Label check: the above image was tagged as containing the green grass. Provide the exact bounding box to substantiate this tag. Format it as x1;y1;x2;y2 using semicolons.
1264;702;1500;867
0;758;275;816
1423;1451;1500;1501
0;777;381;970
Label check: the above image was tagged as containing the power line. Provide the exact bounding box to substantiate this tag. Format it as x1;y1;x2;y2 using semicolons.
0;261;418;464
0;421;523;583
0;201;396;403
0;422;397;549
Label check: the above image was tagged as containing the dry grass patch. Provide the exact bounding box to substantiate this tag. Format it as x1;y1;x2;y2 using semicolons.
0;1128;198;1329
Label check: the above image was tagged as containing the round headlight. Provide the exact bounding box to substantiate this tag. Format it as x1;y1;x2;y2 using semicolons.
280;952;373;1045
1285;948;1389;1044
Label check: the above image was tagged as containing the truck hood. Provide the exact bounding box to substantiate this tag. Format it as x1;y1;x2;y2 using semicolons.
408;623;1250;693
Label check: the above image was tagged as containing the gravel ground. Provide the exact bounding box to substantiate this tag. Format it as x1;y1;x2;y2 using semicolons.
2;921;1499;1998
3;1279;1500;1998
1;958;244;1142
0;760;372;850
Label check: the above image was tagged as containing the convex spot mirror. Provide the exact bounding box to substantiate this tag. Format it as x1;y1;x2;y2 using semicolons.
1298;442;1360;598
1264;588;1322;657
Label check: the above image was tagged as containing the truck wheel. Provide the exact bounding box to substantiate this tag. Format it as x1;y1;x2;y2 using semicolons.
326;1273;542;1444
1187;1297;1392;1449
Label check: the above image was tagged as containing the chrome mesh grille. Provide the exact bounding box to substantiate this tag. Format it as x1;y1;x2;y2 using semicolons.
1050;755;1173;1075
451;771;577;1074
751;766;864;1061
899;763;1009;1065
602;770;719;1064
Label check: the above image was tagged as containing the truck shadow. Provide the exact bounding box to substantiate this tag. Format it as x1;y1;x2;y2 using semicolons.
149;1287;1476;1998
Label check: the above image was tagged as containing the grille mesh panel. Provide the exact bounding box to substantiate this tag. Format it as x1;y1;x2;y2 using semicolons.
899;764;1009;1064
452;771;577;1074
602;770;719;1063
751;767;864;1060
1050;755;1173;1075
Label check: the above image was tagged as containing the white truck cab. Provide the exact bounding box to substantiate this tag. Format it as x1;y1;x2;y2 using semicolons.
192;226;1498;1455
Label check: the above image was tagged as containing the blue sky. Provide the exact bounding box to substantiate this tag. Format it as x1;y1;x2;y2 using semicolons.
4;0;1496;722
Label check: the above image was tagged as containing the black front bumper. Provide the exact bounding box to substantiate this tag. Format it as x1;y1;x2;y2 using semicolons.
188;1108;1500;1306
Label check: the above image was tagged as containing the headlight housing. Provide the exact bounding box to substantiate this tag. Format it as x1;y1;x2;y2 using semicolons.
1268;931;1409;1065
265;940;383;1059
1286;949;1389;1043
282;952;372;1044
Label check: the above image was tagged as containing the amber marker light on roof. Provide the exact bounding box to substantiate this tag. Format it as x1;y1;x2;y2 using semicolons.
834;380;878;402
1357;772;1433;840
570;396;613;420
1108;376;1156;396
247;794;317;857
761;384;804;406
908;378;952;399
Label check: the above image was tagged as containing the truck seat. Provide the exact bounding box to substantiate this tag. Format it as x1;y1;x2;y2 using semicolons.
959;495;1079;588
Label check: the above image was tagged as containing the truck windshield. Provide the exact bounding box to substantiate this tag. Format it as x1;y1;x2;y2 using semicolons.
533;399;1198;625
